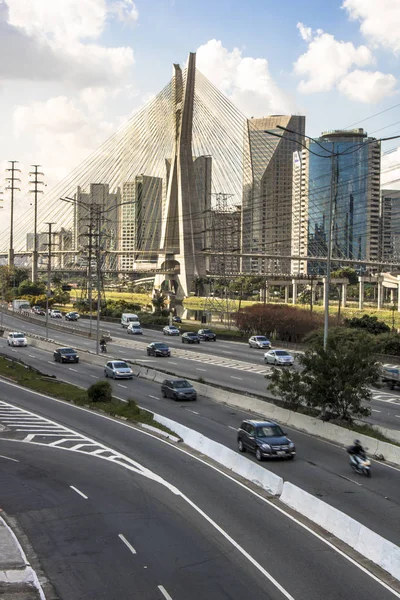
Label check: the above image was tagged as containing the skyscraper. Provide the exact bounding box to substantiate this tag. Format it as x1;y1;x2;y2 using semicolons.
242;115;306;275
380;189;400;265
292;129;381;275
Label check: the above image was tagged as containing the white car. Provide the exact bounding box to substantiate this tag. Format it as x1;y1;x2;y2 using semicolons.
50;310;62;319
127;323;143;335
104;360;133;379
163;325;180;336
264;349;294;365
248;335;272;349
7;332;28;347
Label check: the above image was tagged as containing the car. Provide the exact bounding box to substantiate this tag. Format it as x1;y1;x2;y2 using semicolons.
172;316;182;323
163;325;180;336
104;360;133;379
248;335;272;349
65;311;80;321
53;347;79;363
264;349;294;366
127;323;143;335
32;306;45;316
182;332;200;344
161;378;197;401
237;420;296;461
7;332;27;347
198;328;216;341
147;342;171;357
50;309;62;319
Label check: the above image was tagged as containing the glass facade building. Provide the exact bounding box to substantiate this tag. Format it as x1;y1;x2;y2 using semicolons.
292;129;381;275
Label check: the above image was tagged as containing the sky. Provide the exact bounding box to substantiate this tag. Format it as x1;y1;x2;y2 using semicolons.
1;0;400;222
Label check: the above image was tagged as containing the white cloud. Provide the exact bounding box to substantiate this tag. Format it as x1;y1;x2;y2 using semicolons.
196;39;294;117
0;1;135;87
343;0;400;53
13;96;115;185
109;0;139;23
338;69;397;103
297;22;313;43
294;27;372;93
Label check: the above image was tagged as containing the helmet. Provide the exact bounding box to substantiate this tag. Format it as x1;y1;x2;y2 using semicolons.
354;439;361;446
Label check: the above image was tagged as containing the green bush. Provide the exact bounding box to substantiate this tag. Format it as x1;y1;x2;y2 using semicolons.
138;313;169;326
375;333;400;355
345;314;390;335
88;380;112;403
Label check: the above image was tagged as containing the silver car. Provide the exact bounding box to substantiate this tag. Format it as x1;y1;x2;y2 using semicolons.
104;360;133;379
248;335;272;349
163;325;180;336
264;350;294;365
7;332;27;347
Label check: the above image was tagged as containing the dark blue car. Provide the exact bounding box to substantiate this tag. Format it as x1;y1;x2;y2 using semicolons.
237;420;296;460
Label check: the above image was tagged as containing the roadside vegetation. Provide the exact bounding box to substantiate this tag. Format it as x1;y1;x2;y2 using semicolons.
0;356;177;437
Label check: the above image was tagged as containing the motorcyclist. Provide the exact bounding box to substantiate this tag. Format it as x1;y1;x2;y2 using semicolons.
347;439;366;466
100;337;107;352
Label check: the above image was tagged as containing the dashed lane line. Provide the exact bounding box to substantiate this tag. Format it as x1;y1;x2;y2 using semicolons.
118;534;137;555
70;485;88;499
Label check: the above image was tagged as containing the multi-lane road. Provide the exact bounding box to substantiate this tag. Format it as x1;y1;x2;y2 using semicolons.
3;310;400;429
0;384;399;599
0;310;400;552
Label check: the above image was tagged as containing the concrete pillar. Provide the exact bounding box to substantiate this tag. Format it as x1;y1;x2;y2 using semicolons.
311;284;316;306
341;283;347;308
390;289;395;304
265;285;270;303
322;277;327;307
292;280;298;305
397;277;400;312
358;277;364;311
377;281;383;310
284;285;289;304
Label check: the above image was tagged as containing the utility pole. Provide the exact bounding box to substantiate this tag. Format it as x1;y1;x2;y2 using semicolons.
95;205;102;355
5;161;21;268
44;222;56;339
29;166;45;282
323;149;337;350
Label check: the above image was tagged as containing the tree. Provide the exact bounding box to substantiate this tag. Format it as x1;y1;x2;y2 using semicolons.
267;328;380;421
18;279;46;297
331;267;358;285
152;294;166;314
345;314;390;335
268;369;305;411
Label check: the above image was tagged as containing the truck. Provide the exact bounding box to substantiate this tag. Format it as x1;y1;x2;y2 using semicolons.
12;299;31;311
121;313;140;328
381;366;400;390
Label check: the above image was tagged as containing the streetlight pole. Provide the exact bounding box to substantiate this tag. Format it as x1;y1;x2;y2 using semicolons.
323;149;336;349
44;222;56;339
29;166;44;282
95;206;102;355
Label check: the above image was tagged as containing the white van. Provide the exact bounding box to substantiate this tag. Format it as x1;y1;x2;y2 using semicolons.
121;313;140;328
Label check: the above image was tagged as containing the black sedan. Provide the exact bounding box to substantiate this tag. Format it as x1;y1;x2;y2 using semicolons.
198;328;216;341
65;311;80;321
172;316;182;323
182;332;200;344
53;347;79;363
147;342;171;357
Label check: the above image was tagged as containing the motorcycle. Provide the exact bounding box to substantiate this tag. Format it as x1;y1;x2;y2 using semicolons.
349;453;371;477
100;342;107;354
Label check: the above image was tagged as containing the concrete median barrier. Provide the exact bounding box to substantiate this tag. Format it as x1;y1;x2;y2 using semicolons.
152;411;283;496
280;481;400;581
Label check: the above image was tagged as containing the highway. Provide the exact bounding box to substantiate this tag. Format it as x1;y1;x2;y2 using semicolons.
2;310;400;429
0;332;399;552
0;389;398;599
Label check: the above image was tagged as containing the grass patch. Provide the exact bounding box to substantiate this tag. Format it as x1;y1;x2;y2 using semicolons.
0;355;178;438
348;421;400;446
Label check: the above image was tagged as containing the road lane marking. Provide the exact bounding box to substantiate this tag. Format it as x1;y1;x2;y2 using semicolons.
339;475;362;487
1;381;399;596
158;586;174;600
90;375;97;379
28;354;36;358
68;368;78;372
117;384;127;389
228;426;237;431
149;395;160;400
167;361;178;365
196;368;207;372
0;454;19;462
118;534;137;555
230;376;243;380
70;485;88;499
371;409;381;413
186;409;199;415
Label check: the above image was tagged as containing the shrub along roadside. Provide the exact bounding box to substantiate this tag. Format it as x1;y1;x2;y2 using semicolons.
0;355;177;438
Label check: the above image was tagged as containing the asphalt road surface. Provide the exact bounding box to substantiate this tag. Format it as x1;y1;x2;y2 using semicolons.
0;337;399;551
3;310;400;429
0;391;398;600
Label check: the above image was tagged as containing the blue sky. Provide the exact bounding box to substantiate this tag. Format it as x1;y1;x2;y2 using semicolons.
1;0;400;209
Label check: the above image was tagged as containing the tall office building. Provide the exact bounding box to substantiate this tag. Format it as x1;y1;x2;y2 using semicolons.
380;189;400;265
242;115;306;275
292;129;381;275
209;205;241;274
120;176;163;270
73;183;121;271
